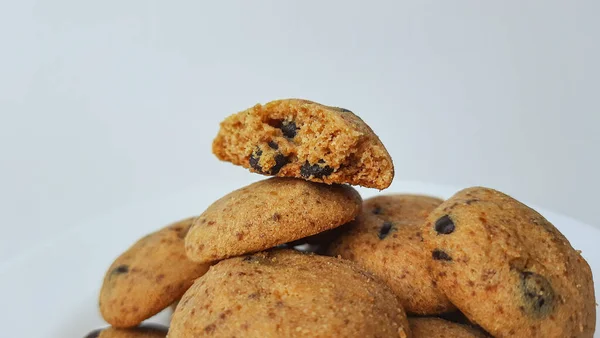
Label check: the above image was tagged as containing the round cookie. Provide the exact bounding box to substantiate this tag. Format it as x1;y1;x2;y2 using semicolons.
169;250;411;338
84;324;168;338
328;194;455;314
100;218;211;328
212;98;394;189
422;187;596;337
409;317;488;338
185;177;362;263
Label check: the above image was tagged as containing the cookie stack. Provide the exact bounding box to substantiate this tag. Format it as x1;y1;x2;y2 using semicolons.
87;99;596;338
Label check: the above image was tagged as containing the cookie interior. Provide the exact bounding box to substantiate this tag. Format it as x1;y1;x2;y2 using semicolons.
212;99;394;189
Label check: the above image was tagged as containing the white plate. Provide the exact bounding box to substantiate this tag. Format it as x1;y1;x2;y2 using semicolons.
1;180;598;338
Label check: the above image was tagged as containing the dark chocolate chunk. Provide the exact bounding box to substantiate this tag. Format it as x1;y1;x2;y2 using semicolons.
435;215;455;234
520;271;555;317
280;120;298;138
84;329;102;338
269;153;289;175
378;222;393;239
249;148;263;172
432;249;452;261
372;205;382;215
267;140;278;149
300;161;334;179
112;264;129;275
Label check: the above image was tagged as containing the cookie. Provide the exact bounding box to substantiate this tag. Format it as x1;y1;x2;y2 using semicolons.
99;218;211;328
409;317;488;338
212;99;394;189
185;177;362;263
169;250;410;337
422;187;596;337
328;194;455;314
84;324;168;338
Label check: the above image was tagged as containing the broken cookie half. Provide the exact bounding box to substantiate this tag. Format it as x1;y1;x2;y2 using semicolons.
212;98;394;189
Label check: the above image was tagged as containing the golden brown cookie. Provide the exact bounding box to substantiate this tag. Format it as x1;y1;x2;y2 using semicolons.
212;99;394;189
422;187;596;337
84;324;168;338
328;194;455;314
169;250;410;338
99;218;211;328
185;177;362;263
409;317;488;338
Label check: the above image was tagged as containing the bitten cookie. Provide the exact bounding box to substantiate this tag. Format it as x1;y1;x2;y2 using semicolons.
99;218;211;328
84;324;168;338
422;187;596;337
169;250;410;338
212;99;394;189
409;317;488;338
328;194;455;315
185;177;362;263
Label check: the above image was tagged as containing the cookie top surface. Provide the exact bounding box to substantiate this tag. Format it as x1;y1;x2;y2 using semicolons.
84;324;168;338
328;194;455;315
408;317;487;338
422;187;596;337
185;177;362;263
169;250;410;338
212;98;394;189
99;218;211;328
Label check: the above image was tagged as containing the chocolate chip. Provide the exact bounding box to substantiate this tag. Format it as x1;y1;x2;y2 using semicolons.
267;141;278;149
520;271;554;317
339;107;352;113
300;161;334;179
112;264;129;275
280;120;298;138
249;148;263;172
378;222;393;239
435;215;455;234
372;206;382;215
432;249;452;261
269;153;289;174
84;329;103;338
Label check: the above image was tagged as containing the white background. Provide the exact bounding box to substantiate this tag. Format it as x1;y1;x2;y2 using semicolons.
1;0;599;267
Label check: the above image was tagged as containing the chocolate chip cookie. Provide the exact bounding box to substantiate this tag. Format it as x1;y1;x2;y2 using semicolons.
84;324;168;338
422;187;596;337
169;250;410;337
99;218;211;328
328;194;455;315
212;99;394;189
409;317;488;338
185;177;362;263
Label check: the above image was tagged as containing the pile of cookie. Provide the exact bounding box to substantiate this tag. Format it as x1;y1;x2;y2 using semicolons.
86;99;596;338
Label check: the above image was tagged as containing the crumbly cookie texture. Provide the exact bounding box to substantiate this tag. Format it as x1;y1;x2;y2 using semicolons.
185;177;362;263
422;187;596;337
212;99;394;189
169;250;410;338
84;324;168;338
99;218;210;328
329;194;455;315
409;317;488;338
